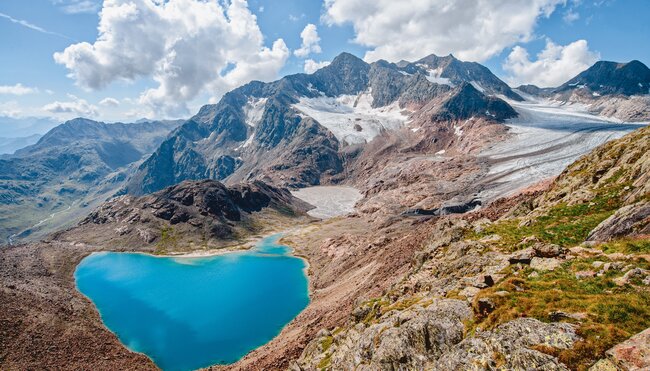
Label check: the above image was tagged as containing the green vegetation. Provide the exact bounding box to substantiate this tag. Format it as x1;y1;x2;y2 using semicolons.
597;238;650;254
473;257;650;371
317;352;332;369
470;183;631;249
320;336;333;352
156;226;178;254
381;296;423;314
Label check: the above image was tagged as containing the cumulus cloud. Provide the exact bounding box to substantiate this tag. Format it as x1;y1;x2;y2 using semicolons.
0;83;38;95
54;0;289;117
99;97;120;107
503;39;599;87
294;24;322;57
304;59;330;74
323;0;565;62
43;95;98;117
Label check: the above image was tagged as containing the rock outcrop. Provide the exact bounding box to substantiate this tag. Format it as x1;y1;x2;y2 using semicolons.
67;179;312;250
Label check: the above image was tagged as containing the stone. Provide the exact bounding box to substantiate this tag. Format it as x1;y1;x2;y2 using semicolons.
587;202;650;242
533;243;567;258
433;318;578;370
477;298;496;316
592;261;605;269
470;275;495;288
614;268;649;286
509;248;534;265
589;359;619;371
599;327;650;370
575;270;597;279
530;257;562;271
549;311;588;322
459;286;480;299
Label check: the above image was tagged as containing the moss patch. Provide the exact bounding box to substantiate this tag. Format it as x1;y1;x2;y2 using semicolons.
473;257;650;370
597;238;650;254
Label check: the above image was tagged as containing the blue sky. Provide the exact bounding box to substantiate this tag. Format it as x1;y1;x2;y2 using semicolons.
0;0;648;129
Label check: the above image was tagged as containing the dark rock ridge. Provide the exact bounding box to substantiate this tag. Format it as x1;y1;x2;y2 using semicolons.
556;60;650;96
127;52;518;195
76;179;312;246
406;53;524;101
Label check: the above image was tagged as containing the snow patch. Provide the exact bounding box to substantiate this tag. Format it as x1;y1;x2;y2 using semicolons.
470;81;485;93
293;92;410;144
243;97;267;127
454;124;463;137
425;67;453;86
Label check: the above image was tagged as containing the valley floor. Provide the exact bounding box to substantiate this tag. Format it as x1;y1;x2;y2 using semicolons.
291;186;362;219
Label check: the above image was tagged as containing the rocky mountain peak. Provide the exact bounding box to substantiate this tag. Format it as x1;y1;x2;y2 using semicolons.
311;52;371;96
557;59;650;96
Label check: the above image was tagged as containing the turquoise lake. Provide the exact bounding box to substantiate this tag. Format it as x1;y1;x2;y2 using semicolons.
74;235;309;371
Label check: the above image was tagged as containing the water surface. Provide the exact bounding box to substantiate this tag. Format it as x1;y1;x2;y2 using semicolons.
75;235;309;371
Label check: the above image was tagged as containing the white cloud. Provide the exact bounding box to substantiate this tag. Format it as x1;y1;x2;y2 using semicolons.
0;101;22;118
323;0;566;62
563;9;580;23
503;39;600;87
99;97;120;107
294;24;321;58
53;0;290;117
52;0;100;14
0;83;38;95
304;59;331;74
43;95;98;117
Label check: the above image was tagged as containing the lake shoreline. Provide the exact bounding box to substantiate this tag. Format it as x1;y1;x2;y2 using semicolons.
74;231;311;370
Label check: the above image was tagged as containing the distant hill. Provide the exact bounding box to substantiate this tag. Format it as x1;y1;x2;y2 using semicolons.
0;118;182;243
0;134;41;155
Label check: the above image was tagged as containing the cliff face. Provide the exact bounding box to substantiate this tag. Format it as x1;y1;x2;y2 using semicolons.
293;126;650;371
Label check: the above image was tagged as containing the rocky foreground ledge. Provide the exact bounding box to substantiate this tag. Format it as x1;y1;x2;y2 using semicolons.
292;126;649;370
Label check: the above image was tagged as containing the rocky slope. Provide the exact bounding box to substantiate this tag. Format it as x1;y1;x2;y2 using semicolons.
126;52;518;196
68;179;313;251
0;179;312;370
556;60;650;96
0;118;182;243
292;126;649;371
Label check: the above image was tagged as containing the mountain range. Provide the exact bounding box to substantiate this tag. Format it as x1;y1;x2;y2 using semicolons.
0;50;649;371
0;118;182;242
2;52;649;244
126;52;520;196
